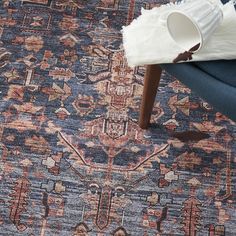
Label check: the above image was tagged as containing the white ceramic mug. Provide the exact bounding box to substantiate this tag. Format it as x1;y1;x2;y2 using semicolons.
165;0;223;52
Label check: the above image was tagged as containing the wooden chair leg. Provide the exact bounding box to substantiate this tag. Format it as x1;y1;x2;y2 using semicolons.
139;64;162;129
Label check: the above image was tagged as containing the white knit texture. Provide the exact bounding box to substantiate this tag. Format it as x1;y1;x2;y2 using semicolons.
122;1;236;67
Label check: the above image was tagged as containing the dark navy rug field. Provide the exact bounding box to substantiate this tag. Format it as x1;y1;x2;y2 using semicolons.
0;0;235;235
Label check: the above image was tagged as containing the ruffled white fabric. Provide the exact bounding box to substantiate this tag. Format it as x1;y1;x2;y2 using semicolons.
122;0;236;67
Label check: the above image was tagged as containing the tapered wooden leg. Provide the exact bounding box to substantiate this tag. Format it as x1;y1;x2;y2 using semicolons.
139;64;162;129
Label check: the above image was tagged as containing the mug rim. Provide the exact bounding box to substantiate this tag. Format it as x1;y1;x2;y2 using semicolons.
166;10;203;52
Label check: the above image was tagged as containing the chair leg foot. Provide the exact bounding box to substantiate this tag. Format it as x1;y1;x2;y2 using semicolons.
139;64;162;129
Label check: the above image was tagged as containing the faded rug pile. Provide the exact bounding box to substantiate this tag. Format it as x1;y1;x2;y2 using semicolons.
0;0;235;235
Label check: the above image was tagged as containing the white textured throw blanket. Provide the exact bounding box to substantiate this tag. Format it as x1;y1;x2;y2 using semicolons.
122;1;236;67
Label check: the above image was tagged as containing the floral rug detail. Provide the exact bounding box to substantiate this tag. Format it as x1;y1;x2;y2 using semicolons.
0;0;235;235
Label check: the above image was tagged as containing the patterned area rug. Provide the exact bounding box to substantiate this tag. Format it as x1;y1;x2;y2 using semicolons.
0;0;235;235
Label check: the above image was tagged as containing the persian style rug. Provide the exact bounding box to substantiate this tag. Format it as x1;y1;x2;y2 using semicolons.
0;0;235;235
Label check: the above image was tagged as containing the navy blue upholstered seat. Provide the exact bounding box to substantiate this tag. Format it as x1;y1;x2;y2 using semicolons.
161;60;236;121
194;60;236;87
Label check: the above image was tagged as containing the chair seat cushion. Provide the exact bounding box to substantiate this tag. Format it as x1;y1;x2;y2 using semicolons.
161;62;236;121
193;60;236;87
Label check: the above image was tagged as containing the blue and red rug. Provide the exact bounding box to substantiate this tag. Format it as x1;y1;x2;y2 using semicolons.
0;0;235;235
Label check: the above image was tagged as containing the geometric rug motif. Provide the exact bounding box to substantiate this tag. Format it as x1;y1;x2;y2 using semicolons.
0;0;235;235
